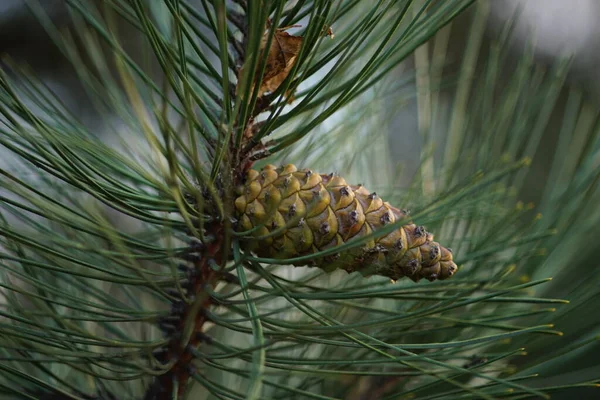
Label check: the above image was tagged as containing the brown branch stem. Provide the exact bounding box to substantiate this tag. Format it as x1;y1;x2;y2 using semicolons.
143;223;225;399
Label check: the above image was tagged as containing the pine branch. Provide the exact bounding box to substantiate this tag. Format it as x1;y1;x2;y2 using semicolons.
2;1;600;400
144;231;225;398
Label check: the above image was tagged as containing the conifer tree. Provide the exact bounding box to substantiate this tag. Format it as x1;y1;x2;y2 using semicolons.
0;1;599;399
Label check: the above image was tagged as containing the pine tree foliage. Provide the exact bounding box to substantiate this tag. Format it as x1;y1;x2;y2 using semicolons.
0;1;599;399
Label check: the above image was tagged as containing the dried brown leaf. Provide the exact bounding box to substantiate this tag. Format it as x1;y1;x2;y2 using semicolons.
237;23;335;103
257;28;303;97
236;25;302;99
237;24;334;144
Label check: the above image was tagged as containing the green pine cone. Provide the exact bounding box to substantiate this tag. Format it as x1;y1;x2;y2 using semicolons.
234;164;457;282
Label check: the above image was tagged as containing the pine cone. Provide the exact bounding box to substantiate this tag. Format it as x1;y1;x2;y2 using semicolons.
234;164;457;282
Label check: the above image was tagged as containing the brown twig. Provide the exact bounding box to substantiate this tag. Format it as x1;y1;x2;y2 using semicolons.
143;223;225;399
143;3;275;396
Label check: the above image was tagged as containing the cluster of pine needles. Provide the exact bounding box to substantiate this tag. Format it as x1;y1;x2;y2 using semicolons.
0;1;599;399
